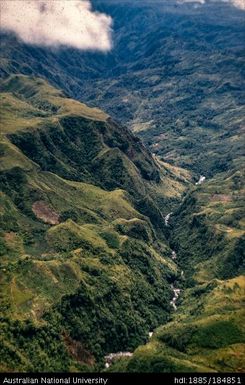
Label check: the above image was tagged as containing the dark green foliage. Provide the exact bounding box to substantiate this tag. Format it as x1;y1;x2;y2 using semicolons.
219;236;245;279
99;231;120;249
115;219;154;243
0;318;72;372
60;209;98;225
54;275;168;361
159;326;196;353
0;235;7;256
0;167;34;219
136;196;165;232
190;320;243;350
55;279;144;359
159;319;243;353
126;354;197;373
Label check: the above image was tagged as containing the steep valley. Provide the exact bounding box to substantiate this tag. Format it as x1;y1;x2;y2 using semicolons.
0;75;190;371
0;0;244;374
108;170;245;372
0;74;244;373
1;1;244;176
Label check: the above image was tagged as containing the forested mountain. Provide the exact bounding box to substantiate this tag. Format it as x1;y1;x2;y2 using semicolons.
1;0;244;176
0;0;244;373
0;74;192;371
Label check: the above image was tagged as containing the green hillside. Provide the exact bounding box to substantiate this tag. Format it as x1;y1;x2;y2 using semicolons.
172;169;245;282
0;0;244;373
109;276;245;373
2;2;243;177
106;166;245;373
0;75;189;372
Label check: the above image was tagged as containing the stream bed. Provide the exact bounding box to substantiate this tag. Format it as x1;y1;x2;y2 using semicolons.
104;352;133;368
104;245;184;367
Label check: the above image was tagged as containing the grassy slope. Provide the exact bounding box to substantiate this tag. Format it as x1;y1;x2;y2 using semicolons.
0;3;244;371
108;168;245;373
0;75;189;372
0;75;190;202
172;168;245;282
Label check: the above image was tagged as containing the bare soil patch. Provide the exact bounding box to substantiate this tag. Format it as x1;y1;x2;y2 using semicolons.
211;194;232;203
32;201;59;225
63;332;95;366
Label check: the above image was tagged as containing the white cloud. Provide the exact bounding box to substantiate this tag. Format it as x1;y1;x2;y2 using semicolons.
0;0;113;51
231;0;245;9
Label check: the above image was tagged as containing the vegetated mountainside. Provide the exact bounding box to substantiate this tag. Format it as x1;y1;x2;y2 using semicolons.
109;276;245;372
0;0;244;374
1;1;244;176
107;167;245;373
0;75;191;372
91;0;245;176
172;170;245;283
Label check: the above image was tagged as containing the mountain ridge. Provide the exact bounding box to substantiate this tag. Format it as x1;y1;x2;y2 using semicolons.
0;74;189;372
0;0;244;373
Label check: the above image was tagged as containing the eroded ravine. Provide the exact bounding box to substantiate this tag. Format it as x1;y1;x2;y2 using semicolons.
104;212;185;368
103;173;204;368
